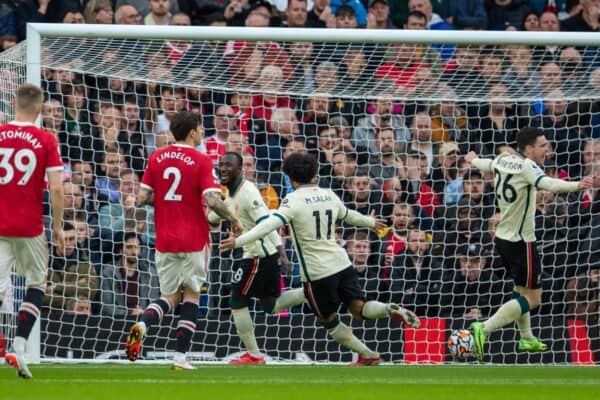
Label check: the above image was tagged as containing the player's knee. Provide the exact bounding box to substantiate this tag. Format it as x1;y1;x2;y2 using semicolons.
321;314;340;330
230;295;249;310
348;300;365;320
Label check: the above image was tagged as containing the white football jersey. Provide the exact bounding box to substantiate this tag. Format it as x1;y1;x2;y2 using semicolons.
273;185;352;282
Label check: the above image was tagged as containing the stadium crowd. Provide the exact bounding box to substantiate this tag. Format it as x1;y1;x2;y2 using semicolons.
0;0;598;329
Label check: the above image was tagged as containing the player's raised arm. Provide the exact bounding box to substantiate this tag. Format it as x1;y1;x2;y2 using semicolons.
335;193;386;232
465;151;493;172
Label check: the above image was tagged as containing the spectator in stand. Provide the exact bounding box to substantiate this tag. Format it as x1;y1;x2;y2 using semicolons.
354;96;410;155
334;4;359;28
369;128;399;182
400;150;441;217
301;94;331;149
442;45;485;97
403;8;427;28
63;180;86;222
90;103;127;166
283;0;308;27
314;61;340;94
441;0;488;29
469;83;519;157
101;232;159;317
164;13;192;67
390;228;442;317
376;42;428;90
430;141;460;201
61;8;85;23
252;66;295;129
329;115;356;152
146;85;185;154
316;126;341;177
71;160;98;212
561;0;600;31
345;230;380;301
321;150;358;197
408;112;434;170
115;3;142;24
120;97;146;174
567;158;600;229
256;107;301;171
201;104;236;165
339;45;377;94
45;222;100;313
342;168;384;218
429;87;470;144
84;0;114;24
538;61;563;95
484;0;532;30
440;243;507;320
116;0;179;18
98;168;155;248
242;152;280;209
69;209;101;269
226;131;253;157
502;45;540;96
479;47;505;94
0;2;16;38
41;98;69;157
522;11;540;30
96;146;127;204
288;41;316;93
367;0;395;29
459;169;497;220
307;0;335;27
408;0;451;29
144;0;171;25
531;88;582;175
376;203;414;284
560;47;587;96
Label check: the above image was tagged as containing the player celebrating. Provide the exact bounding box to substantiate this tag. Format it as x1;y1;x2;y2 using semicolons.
465;127;594;360
1;84;65;379
125;111;242;370
209;152;306;365
221;152;420;366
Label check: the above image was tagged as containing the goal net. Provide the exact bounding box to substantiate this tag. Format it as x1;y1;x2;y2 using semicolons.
1;25;599;365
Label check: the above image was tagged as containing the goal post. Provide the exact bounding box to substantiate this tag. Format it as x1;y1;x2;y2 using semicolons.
1;22;598;365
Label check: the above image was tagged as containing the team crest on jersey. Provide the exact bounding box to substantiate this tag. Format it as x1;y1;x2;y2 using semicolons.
530;163;544;177
252;199;261;208
281;198;290;208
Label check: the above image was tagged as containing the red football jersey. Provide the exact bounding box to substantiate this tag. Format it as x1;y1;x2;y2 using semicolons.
0;122;63;237
141;144;220;252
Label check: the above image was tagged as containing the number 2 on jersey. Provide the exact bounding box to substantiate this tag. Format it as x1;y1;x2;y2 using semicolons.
163;166;182;201
494;169;517;203
312;209;333;240
0;147;37;185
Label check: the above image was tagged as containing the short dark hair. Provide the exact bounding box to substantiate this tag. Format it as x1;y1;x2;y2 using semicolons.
282;152;318;184
516;127;545;150
406;10;427;23
336;5;355;18
221;151;243;168
170;111;201;141
63;221;75;231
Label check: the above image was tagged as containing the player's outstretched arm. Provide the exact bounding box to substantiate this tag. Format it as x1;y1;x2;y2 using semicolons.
47;169;65;254
465;151;493;172
537;175;594;193
343;209;386;231
219;214;284;251
205;191;243;235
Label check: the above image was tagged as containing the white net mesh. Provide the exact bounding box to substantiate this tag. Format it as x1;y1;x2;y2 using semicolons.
1;29;599;364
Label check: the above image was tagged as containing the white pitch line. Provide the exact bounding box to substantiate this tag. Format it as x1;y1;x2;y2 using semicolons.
18;378;600;386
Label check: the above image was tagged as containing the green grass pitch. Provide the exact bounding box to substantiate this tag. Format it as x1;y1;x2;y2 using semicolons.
1;364;599;400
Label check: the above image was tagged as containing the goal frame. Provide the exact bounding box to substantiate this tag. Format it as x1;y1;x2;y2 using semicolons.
21;23;600;364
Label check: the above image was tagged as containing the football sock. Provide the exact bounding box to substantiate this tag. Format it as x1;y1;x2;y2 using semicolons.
483;299;523;334
272;288;305;314
13;336;26;355
175;301;198;354
173;351;186;365
360;301;389;319
16;288;43;341
328;321;378;358
140;297;172;332
232;307;261;357
517;312;534;340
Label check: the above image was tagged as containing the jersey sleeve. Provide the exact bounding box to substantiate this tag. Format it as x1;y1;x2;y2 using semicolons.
198;156;220;195
246;186;271;223
471;157;493;173
45;133;64;172
272;195;294;225
333;191;350;221
521;160;580;192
